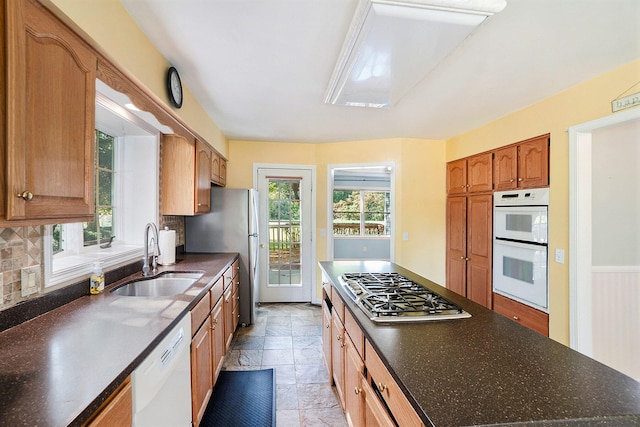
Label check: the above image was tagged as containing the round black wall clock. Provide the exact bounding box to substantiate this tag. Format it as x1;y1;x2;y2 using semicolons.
166;66;183;108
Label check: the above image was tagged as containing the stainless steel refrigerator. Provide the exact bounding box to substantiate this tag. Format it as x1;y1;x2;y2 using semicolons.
185;187;259;326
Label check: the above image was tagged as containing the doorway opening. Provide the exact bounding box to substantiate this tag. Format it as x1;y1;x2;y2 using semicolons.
569;107;640;381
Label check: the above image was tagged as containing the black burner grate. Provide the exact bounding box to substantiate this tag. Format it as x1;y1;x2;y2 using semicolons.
341;272;464;318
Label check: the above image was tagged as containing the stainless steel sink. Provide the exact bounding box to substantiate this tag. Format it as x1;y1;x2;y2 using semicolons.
111;272;204;297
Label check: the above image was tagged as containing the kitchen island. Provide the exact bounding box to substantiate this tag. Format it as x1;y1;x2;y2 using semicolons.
320;260;640;426
0;253;237;426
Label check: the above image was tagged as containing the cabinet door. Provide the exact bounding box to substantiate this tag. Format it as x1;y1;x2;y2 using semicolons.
446;159;467;195
211;299;225;384
322;301;332;378
161;134;196;215
195;140;212;214
493;146;518;191
446;197;467;297
219;159;227;187
467;153;493;193
223;287;234;352
86;379;132;427
467;194;493;309
211;151;220;184
344;335;365;427
191;318;213;426
331;309;345;408
4;0;96;222
518;136;549;188
362;376;395;427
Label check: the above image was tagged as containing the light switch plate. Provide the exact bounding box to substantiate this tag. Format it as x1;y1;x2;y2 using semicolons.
555;249;565;264
21;265;41;297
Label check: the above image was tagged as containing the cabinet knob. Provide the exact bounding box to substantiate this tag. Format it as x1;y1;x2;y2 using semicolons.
326;323;330;329
465;257;470;261
17;191;33;201
377;382;387;393
518;178;524;182
354;387;361;395
513;315;520;321
460;185;466;189
510;179;515;183
460;256;465;260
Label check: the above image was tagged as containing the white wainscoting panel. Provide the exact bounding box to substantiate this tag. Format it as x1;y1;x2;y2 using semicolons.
591;267;640;381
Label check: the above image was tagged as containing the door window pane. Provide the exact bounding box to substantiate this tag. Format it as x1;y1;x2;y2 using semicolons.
268;179;302;287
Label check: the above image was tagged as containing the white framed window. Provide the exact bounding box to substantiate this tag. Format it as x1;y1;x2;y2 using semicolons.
44;86;162;289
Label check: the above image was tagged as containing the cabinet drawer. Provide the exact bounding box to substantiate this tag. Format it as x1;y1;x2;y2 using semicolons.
210;276;224;306
331;286;345;322
231;259;240;279
493;293;549;336
191;292;211;336
365;340;424;427
344;309;364;359
223;266;233;289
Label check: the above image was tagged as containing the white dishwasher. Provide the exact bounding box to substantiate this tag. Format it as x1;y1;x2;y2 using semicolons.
132;312;192;426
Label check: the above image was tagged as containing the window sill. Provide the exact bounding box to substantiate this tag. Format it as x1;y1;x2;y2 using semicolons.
48;244;143;288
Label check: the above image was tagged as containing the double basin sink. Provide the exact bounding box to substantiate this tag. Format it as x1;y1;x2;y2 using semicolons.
111;271;204;297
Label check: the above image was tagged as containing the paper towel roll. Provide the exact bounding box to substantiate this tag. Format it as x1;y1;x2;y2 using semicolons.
158;228;176;265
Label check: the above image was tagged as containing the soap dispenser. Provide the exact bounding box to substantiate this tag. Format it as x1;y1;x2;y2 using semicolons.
90;261;105;294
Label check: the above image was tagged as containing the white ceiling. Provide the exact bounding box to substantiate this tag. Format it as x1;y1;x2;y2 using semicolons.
120;0;640;143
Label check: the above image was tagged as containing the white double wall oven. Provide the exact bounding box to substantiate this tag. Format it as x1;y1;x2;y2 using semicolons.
493;188;549;312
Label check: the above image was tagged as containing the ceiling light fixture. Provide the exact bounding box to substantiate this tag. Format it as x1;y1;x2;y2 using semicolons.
324;0;507;108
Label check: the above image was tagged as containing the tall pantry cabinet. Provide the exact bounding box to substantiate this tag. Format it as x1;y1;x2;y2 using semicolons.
446;153;493;309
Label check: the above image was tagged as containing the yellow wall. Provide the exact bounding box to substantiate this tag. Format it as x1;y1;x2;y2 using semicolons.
447;59;640;344
228;138;447;297
45;0;228;156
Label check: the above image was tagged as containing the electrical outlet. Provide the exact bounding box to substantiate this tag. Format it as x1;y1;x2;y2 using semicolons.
403;232;409;241
21;265;41;297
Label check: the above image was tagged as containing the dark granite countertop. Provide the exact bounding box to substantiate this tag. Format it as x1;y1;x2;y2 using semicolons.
319;261;640;427
0;252;237;427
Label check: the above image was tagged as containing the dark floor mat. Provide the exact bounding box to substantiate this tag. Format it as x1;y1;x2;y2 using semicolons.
200;368;276;427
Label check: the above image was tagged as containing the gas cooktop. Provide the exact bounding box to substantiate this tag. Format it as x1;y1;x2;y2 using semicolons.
338;272;471;322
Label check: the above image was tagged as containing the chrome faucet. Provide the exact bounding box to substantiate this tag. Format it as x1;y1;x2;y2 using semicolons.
142;222;161;276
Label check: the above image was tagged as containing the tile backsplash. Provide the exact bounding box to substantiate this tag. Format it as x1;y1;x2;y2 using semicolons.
0;226;44;308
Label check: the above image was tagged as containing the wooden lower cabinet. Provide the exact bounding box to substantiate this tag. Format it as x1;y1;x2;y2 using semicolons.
211;298;225;384
344;334;365;427
84;378;132;427
322;300;332;379
493;292;549;336
331;308;346;407
365;340;424;427
224;286;234;352
446;194;493;309
191;316;213;426
362;376;395;427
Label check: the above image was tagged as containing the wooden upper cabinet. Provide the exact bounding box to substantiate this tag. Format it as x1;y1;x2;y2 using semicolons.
494;135;549;190
210;151;227;187
195;140;212;214
518;135;549;188
2;0;96;225
447;153;492;195
446;159;467;195
162;134;212;215
467;153;493;193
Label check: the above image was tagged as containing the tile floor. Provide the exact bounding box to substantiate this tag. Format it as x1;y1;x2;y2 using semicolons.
222;303;347;427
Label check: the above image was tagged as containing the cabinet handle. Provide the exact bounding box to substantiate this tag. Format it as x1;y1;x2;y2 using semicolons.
326;323;330;329
460;185;466;189
465;257;470;261
377;382;387;392
513;315;520;321
467;184;471;188
518;178;524;182
510;178;515;183
460;256;465;260
17;191;33;201
336;335;341;342
354;387;361;395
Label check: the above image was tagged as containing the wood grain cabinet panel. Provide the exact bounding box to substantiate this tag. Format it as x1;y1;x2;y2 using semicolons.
446;194;492;309
195;140;212;214
191;318;213;427
446;153;492;195
322;300;332;379
494;134;549;190
211;298;225;384
446;159;467;195
2;0;96;225
332;308;346;408
84;378;132;427
344;334;365;427
493;292;549;336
